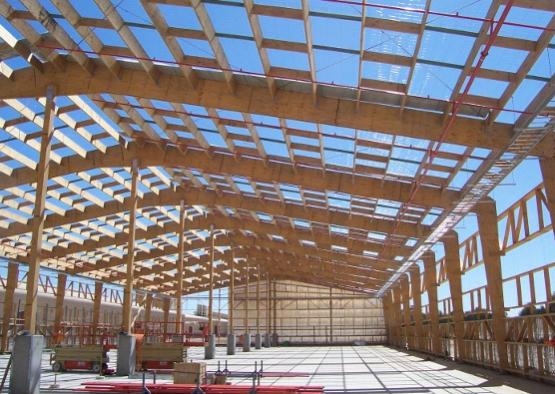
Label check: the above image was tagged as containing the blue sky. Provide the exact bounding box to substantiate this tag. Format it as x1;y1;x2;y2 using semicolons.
0;0;554;316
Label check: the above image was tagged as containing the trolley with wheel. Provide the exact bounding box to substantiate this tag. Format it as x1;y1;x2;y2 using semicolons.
51;345;109;373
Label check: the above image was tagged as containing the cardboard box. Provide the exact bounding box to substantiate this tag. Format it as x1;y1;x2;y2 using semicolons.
173;362;206;384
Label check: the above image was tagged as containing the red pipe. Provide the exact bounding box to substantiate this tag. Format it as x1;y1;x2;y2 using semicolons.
322;0;555;33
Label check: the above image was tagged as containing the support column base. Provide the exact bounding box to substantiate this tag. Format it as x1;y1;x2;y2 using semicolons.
243;332;251;352
264;333;271;348
255;333;262;349
10;334;43;394
205;334;216;359
227;334;236;355
117;333;136;376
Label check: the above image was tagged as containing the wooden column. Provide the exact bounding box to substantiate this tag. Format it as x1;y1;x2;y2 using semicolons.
207;225;215;335
384;290;398;346
443;230;466;360
53;273;67;344
423;251;441;354
244;262;249;332
1;263;18;352
122;160;139;334
92;281;103;343
163;298;170;337
175;201;186;333
266;273;272;335
144;294;153;324
25;85;56;333
392;286;402;347
476;197;508;370
228;255;235;335
272;280;277;335
409;267;423;351
256;265;260;335
540;158;555;238
329;287;333;343
400;276;412;348
382;291;392;345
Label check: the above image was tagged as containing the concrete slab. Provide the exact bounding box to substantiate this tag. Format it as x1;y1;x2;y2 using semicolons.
0;345;552;393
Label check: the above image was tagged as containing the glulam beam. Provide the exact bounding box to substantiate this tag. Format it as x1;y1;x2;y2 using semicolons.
121;160;138;334
0;61;532;155
24;85;55;333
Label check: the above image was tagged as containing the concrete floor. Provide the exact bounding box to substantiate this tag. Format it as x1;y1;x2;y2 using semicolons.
0;345;553;393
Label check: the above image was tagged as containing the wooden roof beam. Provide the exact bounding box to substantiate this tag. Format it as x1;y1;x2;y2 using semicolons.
0;185;429;239
1;142;461;209
0;60;537;156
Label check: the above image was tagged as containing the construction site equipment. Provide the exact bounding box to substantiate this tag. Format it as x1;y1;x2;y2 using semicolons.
76;382;324;393
136;339;187;370
51;345;109;373
173;362;207;384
